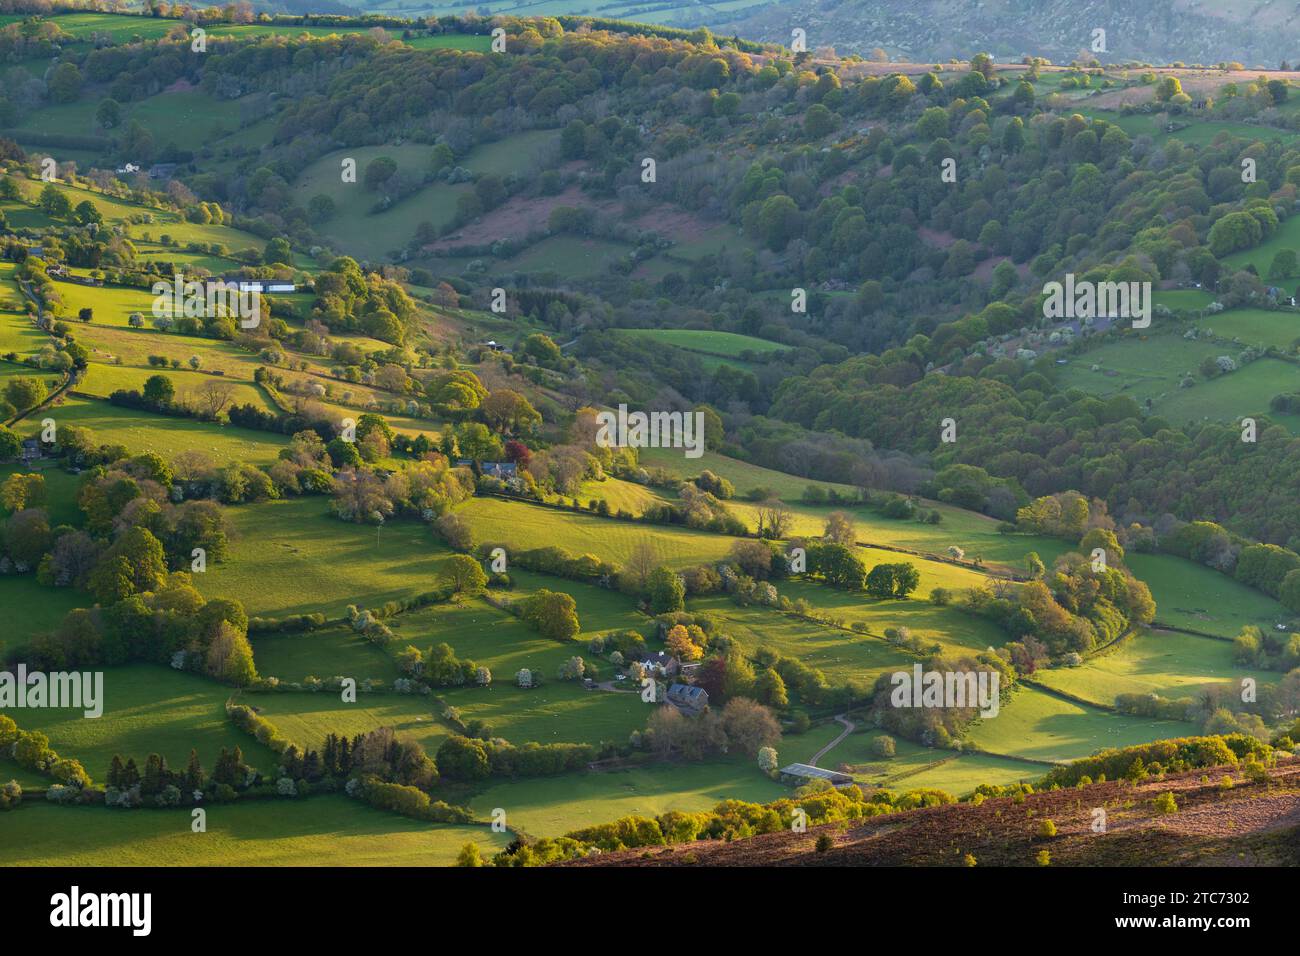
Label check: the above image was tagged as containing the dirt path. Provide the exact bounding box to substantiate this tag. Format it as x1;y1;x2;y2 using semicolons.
808;714;854;768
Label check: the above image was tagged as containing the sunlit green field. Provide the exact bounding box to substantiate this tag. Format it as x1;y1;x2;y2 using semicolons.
634;447;1073;573
195;498;455;619
0;796;509;866
776;579;1012;655
438;679;647;748
386;585;644;680
42;11;493;51
1030;628;1274;707
78;362;274;413
7;665;275;783
27;394;288;465
1128;552;1290;637
244;691;452;757
457;495;737;570
468;756;787;839
686;594;920;685
809;723;1046;792
965;684;1199;763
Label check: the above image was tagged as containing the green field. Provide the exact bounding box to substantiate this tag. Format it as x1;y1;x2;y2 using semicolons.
292;145;470;262
1156;357;1300;427
813;724;1046;793
1054;332;1225;409
1031;628;1274;707
0;756;51;790
29;394;288;466
195;498;456;619
243;691;452;758
622;329;788;358
965;684;1199;763
456;496;737;570
251;624;403;684
0;264;52;356
777;579;1012;655
55;323;271;376
388;584;645;680
439;679;647;748
0;574;86;654
78;362;274;413
636;445;856;502
1055;334;1300;428
293;132;557;262
0;796;508;866
7;665;275;782
7;90;244;150
574;476;669;517
1202;308;1300;351
635;447;1073;573
1223;208;1300;277
1153;288;1215;312
686;594;922;685
498;236;633;278
38;11;492;51
1128;552;1290;637
468;756;787;838
0;462;82;525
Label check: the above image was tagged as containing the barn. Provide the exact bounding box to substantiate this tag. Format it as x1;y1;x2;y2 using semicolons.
778;763;853;787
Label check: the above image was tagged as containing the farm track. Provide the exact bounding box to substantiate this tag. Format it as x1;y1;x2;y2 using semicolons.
807;714;854;768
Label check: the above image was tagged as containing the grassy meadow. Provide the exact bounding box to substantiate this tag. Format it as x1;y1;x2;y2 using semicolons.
965;684;1199;763
0;796;508;866
1030;628;1274;707
7;665;275;782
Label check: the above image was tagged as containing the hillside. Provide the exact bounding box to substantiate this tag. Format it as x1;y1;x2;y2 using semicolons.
720;0;1300;67
564;757;1300;866
3;0;1300;898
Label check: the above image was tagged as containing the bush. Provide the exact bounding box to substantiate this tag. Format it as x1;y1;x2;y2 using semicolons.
1152;791;1178;814
0;780;20;810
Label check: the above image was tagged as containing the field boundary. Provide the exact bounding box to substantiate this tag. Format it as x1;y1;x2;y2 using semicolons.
1150;621;1236;642
1019;676;1116;713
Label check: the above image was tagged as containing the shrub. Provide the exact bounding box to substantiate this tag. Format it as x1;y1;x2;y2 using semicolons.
0;780;20;810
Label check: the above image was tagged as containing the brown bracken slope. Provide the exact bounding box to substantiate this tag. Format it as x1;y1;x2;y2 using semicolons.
562;759;1300;867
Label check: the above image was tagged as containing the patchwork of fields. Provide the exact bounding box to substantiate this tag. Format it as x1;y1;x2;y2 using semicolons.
3;20;1299;871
